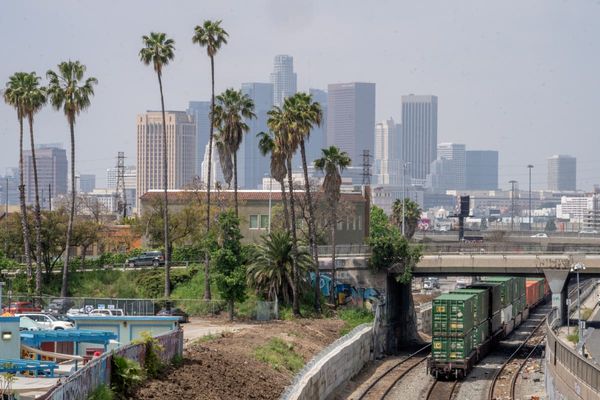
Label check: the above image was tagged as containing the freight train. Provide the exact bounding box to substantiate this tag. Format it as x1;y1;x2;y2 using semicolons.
427;276;549;379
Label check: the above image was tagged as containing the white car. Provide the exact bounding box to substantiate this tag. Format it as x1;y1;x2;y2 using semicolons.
19;316;43;331
88;309;125;317
17;313;74;330
530;233;548;238
579;230;599;235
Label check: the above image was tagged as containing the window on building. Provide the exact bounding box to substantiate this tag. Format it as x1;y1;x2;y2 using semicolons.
249;215;259;229
358;215;363;230
260;215;269;229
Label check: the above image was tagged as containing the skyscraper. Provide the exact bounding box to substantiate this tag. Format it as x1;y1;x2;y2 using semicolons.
401;95;438;182
327;82;376;164
436;143;466;189
136;111;196;211
270;55;297;107
374;118;402;185
547;154;576;191
23;145;68;205
77;174;96;193
187;101;211;176
240;82;274;189
466;150;499;190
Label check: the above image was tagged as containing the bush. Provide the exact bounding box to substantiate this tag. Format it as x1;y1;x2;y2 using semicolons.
254;338;304;373
338;307;374;335
132;332;163;378
87;384;114;400
111;355;145;399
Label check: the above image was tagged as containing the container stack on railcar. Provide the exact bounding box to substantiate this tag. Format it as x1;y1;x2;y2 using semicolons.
525;278;546;308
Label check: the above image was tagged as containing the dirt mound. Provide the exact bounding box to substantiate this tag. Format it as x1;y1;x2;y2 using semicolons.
134;319;344;400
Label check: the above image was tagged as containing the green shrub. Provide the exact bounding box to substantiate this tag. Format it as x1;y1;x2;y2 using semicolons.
338;307;374;335
254;338;304;373
111;355;145;399
87;384;114;400
132;332;163;378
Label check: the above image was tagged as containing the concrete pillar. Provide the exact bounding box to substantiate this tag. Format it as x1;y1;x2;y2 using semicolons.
544;269;570;325
382;274;419;354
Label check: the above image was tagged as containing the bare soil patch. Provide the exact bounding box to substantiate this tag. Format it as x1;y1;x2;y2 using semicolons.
134;318;344;400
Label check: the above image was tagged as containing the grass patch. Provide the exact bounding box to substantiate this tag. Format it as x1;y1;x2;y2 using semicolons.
338;307;374;336
193;333;219;344
581;307;593;321
567;328;579;344
87;384;114;400
254;338;304;373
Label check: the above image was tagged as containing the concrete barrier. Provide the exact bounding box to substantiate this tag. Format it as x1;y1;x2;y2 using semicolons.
281;323;373;400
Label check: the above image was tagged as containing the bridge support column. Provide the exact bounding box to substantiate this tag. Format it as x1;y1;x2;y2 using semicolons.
544;269;570;325
379;274;419;354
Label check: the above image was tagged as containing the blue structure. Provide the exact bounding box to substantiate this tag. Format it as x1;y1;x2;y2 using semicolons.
0;359;57;377
20;329;117;350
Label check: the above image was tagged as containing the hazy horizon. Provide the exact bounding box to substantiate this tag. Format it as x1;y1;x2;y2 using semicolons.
1;0;599;190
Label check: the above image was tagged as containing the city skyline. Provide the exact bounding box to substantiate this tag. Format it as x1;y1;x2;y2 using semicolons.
1;1;599;190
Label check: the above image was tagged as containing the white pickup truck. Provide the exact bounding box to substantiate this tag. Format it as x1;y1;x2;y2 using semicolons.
88;309;125;317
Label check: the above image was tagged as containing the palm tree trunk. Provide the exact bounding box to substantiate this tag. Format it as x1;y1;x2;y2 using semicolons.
204;56;216;301
18;113;33;294
330;205;337;308
28;115;43;300
279;180;290;231
228;299;234;322
233;150;238;218
299;139;321;313
61;118;76;298
286;156;301;317
157;71;171;298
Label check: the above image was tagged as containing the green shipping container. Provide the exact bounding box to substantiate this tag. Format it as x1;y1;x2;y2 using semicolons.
482;276;514;308
469;282;503;315
432;334;474;360
432;293;476;336
471;319;490;346
450;289;488;325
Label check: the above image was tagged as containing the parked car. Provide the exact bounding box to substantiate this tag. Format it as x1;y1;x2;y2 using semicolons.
88;308;125;317
16;313;74;330
46;298;76;316
19;316;42;331
157;308;189;323
579;229;599;235
530;233;549;238
3;301;42;314
126;251;165;267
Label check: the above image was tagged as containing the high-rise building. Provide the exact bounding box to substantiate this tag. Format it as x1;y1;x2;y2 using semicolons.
23;145;68;205
327;82;376;164
374;118;402;185
548;155;576;191
187;101;211;176
77;174;96;193
0;169;20;206
270;55;297;107
200;139;224;186
466;150;499;190
240;82;274;188
136;111;196;211
401;95;438;182
435;143;466;190
107;165;136;190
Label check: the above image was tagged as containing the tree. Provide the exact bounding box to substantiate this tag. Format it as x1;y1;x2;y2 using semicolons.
212;210;246;321
192;20;229;301
247;231;311;305
286;93;323;313
213;88;256;216
314;146;351;307
3;72;34;290
21;72;47;297
47;61;97;298
545;219;557;232
391;198;422;240
72;218;102;267
257;131;290;231
139;32;175;298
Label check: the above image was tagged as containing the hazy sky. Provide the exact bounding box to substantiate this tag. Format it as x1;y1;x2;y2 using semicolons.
1;0;599;190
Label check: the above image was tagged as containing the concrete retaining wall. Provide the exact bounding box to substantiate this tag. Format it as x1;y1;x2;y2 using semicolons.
281;324;373;400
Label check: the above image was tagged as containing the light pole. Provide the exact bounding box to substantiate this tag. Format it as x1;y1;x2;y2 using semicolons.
509;180;517;231
268;174;273;233
528;165;534;231
571;262;586;342
402;162;410;236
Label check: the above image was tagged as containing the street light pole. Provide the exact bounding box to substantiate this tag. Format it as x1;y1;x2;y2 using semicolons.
402;162;410;237
268;175;273;233
509;180;517;231
571;262;586;344
528;165;534;231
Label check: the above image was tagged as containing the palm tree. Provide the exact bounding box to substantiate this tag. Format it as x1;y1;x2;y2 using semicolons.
314;146;351;307
391;198;422;240
285;93;323;312
247;231;311;305
21;73;47;299
139;32;175;298
47;61;97;298
257;131;290;231
3;72;34;289
213;88;255;216
192;20;228;301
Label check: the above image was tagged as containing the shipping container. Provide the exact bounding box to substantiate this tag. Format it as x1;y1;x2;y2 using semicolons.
500;304;513;324
450;289;489;325
526;280;542;307
432;334;474;360
527;277;547;301
482;276;514;307
472;319;490;345
432;293;476;336
468;282;502;315
490;311;502;333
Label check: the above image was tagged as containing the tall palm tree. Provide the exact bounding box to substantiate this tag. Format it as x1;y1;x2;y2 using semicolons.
192;20;228;301
21;73;47;298
3;72;34;289
392;198;422;240
213;88;255;216
139;32;175;298
285;93;323;312
267;106;301;316
257;131;290;231
314;146;351;307
47;61;97;298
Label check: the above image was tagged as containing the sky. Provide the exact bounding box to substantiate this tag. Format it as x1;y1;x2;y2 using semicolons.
1;0;599;190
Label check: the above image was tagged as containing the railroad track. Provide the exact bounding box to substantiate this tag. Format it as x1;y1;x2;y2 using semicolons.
426;379;458;400
488;315;547;400
356;344;431;400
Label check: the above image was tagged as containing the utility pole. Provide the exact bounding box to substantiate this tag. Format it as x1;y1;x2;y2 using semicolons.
4;177;8;256
509;180;517;231
528;165;534;231
402;162;410;236
361;150;372;186
48;183;52;211
116;152;127;219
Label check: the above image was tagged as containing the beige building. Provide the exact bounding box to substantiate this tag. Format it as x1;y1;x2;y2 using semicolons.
136;111;196;211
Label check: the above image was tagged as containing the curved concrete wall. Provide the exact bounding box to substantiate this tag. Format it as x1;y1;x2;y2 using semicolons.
281;324;373;400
